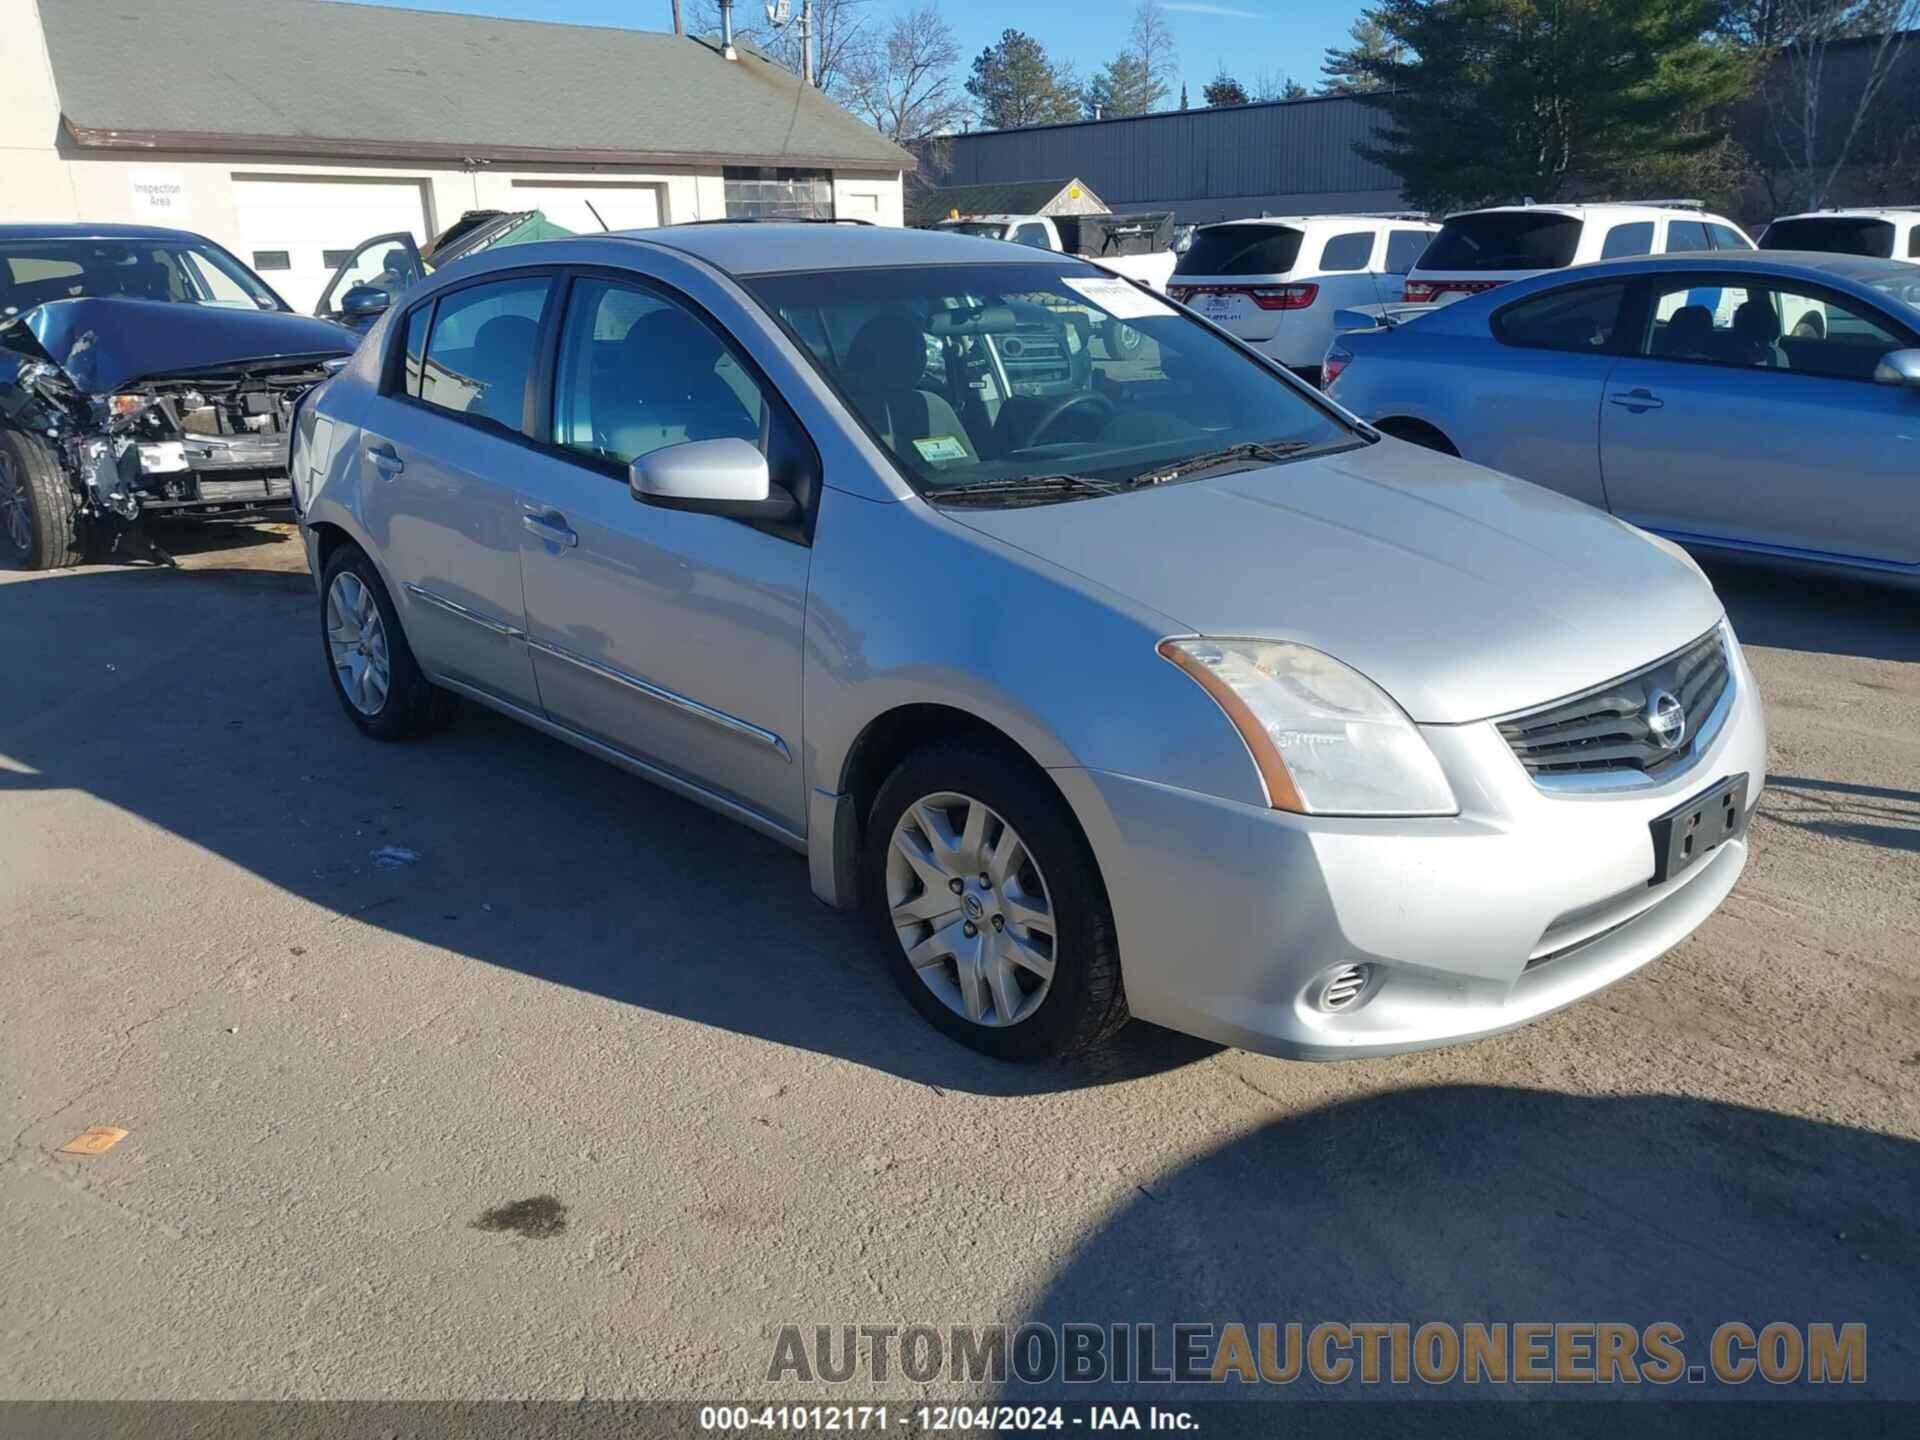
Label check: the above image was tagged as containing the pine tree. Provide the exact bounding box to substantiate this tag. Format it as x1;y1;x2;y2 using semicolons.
1318;9;1405;95
1202;67;1250;106
1085;51;1160;118
966;29;1083;129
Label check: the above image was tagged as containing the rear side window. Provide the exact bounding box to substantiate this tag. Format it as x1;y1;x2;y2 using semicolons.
1383;229;1432;273
1175;224;1305;277
417;276;551;430
1759;217;1896;259
1600;222;1654;259
1317;231;1374;272
1493;282;1631;353
1708;224;1752;251
1665;221;1712;253
1418;213;1582;272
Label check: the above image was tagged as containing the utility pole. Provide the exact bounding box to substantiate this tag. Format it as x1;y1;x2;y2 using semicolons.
670;0;683;35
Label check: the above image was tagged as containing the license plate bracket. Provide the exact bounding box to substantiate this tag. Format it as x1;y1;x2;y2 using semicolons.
1649;773;1749;886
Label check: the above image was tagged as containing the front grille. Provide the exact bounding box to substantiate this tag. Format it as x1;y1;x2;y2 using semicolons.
1498;629;1731;779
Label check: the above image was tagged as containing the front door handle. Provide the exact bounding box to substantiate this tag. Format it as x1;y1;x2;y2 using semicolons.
1608;388;1665;413
364;442;404;477
521;509;578;548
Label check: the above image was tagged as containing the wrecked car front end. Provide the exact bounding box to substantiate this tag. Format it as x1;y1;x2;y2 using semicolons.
2;297;353;564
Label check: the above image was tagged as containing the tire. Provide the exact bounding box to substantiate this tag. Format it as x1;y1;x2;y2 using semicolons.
0;428;87;571
319;543;457;739
1102;317;1145;359
1792;314;1825;340
864;740;1129;1062
1375;417;1459;456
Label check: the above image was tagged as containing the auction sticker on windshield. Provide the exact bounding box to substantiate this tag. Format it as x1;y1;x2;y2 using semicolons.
1063;276;1178;321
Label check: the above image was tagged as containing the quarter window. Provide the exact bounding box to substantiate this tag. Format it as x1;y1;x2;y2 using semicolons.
551;278;767;469
1708;224;1752;251
1383;229;1431;274
1493;282;1631;353
416;276;551;429
1318;231;1374;272
401;304;432;398
1641;278;1908;381
1664;220;1712;253
1910;227;1920;259
1599;222;1654;259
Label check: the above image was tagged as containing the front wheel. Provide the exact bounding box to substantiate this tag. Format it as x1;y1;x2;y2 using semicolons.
864;741;1128;1061
1102;317;1145;359
320;544;457;739
0;429;87;571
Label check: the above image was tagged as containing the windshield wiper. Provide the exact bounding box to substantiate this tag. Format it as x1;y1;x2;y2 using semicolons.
1124;440;1319;488
931;473;1127;506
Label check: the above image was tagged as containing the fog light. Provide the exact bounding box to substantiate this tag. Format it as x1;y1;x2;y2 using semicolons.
1315;963;1374;1013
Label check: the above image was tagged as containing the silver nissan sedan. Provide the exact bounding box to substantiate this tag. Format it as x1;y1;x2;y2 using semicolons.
291;223;1766;1062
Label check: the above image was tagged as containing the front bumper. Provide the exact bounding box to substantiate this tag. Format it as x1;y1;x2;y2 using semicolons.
1052;635;1767;1060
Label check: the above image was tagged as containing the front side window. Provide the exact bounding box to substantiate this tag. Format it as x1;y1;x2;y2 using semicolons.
417;276;551;428
0;238;282;317
743;261;1354;504
1664;220;1712;253
1641;277;1909;380
1600;222;1654;259
1383;229;1432;274
1317;231;1375;272
551;278;765;468
1493;282;1630;353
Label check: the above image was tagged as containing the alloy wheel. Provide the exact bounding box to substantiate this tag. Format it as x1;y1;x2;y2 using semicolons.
326;571;392;716
886;791;1057;1028
0;451;31;557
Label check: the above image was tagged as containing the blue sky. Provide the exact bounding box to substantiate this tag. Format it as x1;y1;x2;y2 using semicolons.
333;0;1365;111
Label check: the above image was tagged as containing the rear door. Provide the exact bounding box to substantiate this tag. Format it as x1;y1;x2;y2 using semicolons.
359;272;555;710
1600;272;1920;565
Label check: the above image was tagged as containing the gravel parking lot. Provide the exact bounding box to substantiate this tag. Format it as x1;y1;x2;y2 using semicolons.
2;520;1915;1402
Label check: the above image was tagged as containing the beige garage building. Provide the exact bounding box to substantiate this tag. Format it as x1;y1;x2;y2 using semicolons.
2;0;912;310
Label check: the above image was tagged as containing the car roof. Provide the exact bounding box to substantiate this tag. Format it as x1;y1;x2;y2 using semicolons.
1197;214;1435;230
1442;203;1735;223
0;222;212;243
582;222;1085;276
1767;209;1920;223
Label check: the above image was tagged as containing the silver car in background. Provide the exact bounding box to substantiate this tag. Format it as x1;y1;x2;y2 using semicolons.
1327;251;1920;583
291;225;1765;1062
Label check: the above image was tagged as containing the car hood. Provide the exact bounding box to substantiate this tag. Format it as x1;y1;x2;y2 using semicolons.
943;440;1725;724
1;297;354;393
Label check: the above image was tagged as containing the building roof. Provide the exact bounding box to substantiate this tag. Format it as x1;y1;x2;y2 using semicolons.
904;178;1101;228
38;0;913;173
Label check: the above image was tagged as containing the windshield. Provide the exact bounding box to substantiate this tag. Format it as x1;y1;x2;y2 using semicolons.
1862;266;1920;316
1419;213;1583;272
0;237;284;317
936;222;1011;240
1175;224;1305;277
1761;217;1896;259
743;260;1354;503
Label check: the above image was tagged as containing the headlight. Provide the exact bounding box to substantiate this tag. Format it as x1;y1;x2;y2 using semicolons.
1158;638;1458;817
105;393;157;423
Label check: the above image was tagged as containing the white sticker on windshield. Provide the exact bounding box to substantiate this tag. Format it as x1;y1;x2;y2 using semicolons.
914;435;969;464
1061;276;1177;321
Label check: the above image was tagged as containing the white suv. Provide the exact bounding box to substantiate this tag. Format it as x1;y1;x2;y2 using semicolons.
1168;214;1440;379
1760;208;1920;264
1403;202;1755;303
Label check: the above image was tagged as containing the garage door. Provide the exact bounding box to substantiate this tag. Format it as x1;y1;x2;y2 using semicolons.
232;175;431;313
507;182;662;235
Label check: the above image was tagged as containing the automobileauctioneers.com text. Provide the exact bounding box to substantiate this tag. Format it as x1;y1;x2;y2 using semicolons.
766;1320;1867;1388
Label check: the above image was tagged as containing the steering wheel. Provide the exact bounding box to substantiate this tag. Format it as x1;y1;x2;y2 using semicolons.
1021;392;1115;448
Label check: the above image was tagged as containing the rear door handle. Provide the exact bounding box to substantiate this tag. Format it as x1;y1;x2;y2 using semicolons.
521;509;578;548
1608;388;1665;413
364;442;404;477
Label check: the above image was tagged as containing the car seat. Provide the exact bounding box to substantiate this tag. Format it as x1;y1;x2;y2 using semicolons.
842;315;977;467
1730;299;1787;369
466;314;538;426
1658;305;1714;360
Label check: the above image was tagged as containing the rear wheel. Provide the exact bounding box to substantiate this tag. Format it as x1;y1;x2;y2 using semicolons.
1101;317;1145;359
320;544;457;739
0;429;86;571
864;741;1128;1061
1375;417;1459;456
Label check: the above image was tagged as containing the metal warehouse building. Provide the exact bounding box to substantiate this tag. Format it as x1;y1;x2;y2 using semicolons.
2;0;911;311
931;96;1405;223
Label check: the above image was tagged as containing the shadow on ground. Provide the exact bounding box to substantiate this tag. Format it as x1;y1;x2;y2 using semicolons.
0;563;1216;1097
1705;557;1920;665
1004;1085;1919;1408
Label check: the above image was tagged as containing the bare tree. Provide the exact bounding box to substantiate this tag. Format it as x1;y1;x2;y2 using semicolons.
844;5;970;143
691;0;878;98
1766;0;1919;208
1128;0;1179;109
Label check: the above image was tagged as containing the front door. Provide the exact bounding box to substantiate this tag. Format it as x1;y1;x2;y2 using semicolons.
514;273;813;834
360;273;554;710
1601;273;1920;566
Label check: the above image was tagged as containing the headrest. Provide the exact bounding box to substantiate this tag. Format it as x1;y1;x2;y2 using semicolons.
846;314;928;387
473;313;536;363
1666;305;1712;346
1733;298;1781;346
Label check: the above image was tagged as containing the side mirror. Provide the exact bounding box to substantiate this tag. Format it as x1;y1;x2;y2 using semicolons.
1873;348;1920;389
630;437;796;522
339;284;391;321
